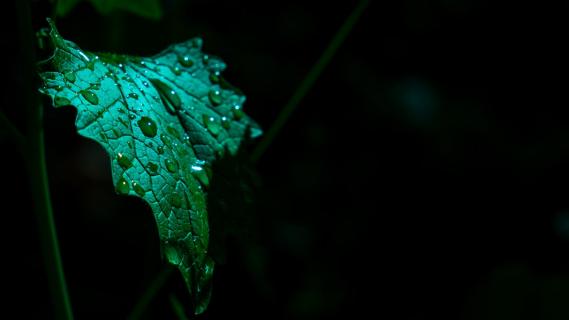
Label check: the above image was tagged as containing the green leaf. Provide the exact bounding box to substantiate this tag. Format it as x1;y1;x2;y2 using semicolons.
38;18;261;314
56;0;163;20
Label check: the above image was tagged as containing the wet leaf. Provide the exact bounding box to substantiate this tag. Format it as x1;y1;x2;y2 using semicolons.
38;19;261;314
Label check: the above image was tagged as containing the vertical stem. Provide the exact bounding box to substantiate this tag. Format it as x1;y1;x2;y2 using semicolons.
26;102;74;320
250;0;370;163
127;266;174;320
17;1;74;319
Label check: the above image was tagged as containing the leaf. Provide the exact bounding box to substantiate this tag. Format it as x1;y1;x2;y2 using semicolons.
38;18;261;314
56;0;163;20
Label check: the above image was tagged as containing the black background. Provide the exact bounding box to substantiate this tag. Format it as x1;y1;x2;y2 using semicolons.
3;0;569;319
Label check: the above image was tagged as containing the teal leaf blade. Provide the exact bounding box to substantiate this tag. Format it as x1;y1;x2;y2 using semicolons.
38;19;261;314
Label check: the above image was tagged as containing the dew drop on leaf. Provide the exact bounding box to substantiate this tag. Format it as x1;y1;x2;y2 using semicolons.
221;116;230;129
116;177;130;194
203;115;221;136
149;79;182;114
164;158;178;173
232;104;244;119
191;165;210;186
146;162;159;175
160;134;172;147
80;90;99;105
54;96;71;107
132;181;145;196
208;89;222;106
137;116;158;137
128;92;139;100
117;153;133;169
209;71;219;83
178;55;194;68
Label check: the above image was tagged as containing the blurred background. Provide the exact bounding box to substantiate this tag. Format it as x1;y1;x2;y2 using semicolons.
3;0;569;318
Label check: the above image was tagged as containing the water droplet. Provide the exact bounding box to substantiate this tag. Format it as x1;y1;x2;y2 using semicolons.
118;63;125;72
80;90;99;105
170;194;183;207
132;181;145;196
137;116;157;137
191;165;210;186
64;72;76;83
232;104;244;119
128;114;136;120
164;159;178;173
221;116;230;129
202;55;209;64
208;90;222;106
149;79;181;115
209;71;220;83
117;153;133;169
142;81;149;87
92;83;101;90
160;134;172;147
53;85;64;91
146;162;159;175
127;141;133;149
170;66;182;76
178;55;194;68
54;96;71;107
128;92;139;100
116;177;130;195
157;146;164;154
202;115;222;136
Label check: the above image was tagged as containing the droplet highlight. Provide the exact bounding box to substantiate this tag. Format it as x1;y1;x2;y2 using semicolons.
132;181;145;196
208;90;222;106
149;79;181;115
116;177;130;195
202;115;222;136
137;116;157;138
178;55;194;68
117;153;133;169
80;90;99;105
164;159;178;173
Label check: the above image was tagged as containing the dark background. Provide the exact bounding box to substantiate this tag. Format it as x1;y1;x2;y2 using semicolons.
3;0;569;318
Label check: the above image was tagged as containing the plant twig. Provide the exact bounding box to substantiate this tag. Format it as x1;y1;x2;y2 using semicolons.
250;0;370;163
17;0;74;319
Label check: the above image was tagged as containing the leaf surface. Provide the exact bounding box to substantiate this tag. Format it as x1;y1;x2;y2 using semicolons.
38;19;261;314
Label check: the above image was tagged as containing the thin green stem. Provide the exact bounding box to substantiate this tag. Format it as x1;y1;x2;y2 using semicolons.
170;294;190;320
127;265;174;320
17;1;73;319
250;0;370;163
26;101;74;320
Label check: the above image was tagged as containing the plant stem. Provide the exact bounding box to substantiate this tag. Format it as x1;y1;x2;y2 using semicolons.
26;101;74;320
127;265;174;320
170;294;190;320
17;1;74;319
250;0;370;163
